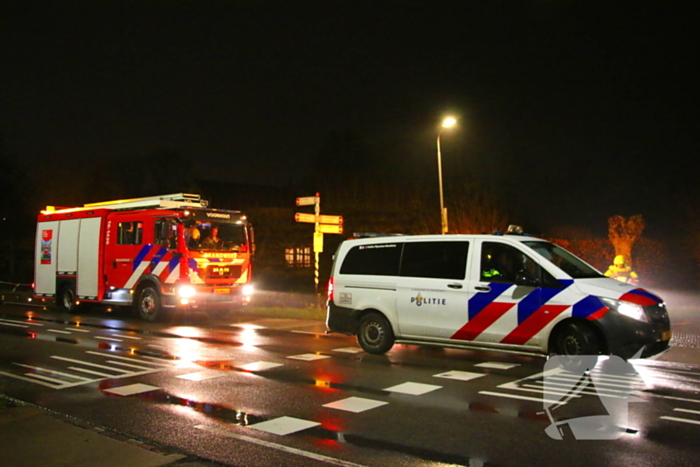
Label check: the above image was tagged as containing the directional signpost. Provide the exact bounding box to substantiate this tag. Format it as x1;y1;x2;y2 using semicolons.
294;193;343;294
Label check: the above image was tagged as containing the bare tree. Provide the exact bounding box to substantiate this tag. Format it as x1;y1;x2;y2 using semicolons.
607;215;645;266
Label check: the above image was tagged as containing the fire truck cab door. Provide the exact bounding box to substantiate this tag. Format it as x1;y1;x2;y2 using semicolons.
105;215;147;290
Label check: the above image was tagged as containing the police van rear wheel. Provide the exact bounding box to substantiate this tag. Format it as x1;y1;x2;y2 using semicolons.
136;286;162;322
358;313;394;354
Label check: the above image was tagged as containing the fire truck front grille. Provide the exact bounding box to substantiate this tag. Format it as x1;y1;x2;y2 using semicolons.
203;264;242;279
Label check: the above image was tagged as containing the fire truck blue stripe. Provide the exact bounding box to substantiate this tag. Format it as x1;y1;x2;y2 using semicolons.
168;257;179;273
517;279;573;323
151;247;167;264
133;245;155;271
188;258;198;272
469;283;512;320
572;295;605;318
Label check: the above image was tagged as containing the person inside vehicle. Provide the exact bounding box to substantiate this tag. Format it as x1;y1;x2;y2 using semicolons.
604;255;639;285
184;219;201;248
202;226;222;248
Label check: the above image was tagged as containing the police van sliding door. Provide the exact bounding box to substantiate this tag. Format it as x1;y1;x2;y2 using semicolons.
395;241;471;339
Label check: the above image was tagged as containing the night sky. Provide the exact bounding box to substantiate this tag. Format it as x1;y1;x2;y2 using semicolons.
2;1;698;238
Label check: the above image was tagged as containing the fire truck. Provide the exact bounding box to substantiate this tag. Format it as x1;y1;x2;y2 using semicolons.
33;193;254;321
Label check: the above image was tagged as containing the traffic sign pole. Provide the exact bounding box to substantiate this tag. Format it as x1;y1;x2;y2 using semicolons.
293;192;343;296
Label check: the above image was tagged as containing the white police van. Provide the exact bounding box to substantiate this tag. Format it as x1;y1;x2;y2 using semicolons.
326;230;671;359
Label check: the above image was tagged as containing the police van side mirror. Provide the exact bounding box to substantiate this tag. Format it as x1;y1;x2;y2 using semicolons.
515;272;540;287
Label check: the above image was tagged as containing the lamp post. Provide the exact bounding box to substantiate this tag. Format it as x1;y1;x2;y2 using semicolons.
437;117;456;234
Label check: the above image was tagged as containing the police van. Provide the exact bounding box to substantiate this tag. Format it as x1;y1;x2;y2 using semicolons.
325;230;671;359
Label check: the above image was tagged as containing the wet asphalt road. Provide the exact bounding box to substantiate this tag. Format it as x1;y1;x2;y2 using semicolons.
1;298;700;467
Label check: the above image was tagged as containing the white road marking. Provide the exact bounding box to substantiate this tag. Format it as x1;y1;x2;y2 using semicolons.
0;319;43;327
12;363;90;380
68;328;91;333
0;322;28;328
107;360;154;370
85;351;171;366
177;370;226;381
95;336;123;342
675;408;700;415
287;354;331;361
47;329;72;334
248;416;320;436
113;334;142;340
69;367;115;378
433;371;486;382
104;383;160;396
51;356;131;373
332;347;363;354
660;416;700;426
240;361;283;371
323;397;388;413
479;390;563;405
384;382;442;396
26;373;66;384
475;362;520;370
195;425;369;467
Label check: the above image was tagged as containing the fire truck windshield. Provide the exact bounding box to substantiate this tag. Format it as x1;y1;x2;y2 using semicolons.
187;221;248;252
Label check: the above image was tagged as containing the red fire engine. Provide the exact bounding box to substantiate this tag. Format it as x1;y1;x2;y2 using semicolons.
33;193;254;321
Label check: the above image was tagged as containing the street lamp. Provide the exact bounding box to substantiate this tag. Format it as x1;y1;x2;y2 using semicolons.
437;117;456;234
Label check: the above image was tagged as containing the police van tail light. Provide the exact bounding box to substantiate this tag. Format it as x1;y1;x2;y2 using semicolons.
327;277;334;302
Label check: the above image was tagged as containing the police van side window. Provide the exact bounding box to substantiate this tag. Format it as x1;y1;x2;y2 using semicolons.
117;222;143;245
480;242;557;287
339;243;401;276
400;241;469;280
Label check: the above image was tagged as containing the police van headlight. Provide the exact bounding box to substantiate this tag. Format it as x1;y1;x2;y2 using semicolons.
178;286;196;299
600;297;647;322
242;284;254;296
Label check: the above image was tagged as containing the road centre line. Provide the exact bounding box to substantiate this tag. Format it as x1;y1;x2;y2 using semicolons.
95;336;123;342
194;425;370;467
0;318;43;327
112;334;141;340
68;328;91;333
0;321;28;328
48;329;72;334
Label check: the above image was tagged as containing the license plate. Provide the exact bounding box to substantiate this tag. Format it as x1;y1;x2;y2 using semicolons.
214;288;230;294
662;331;672;341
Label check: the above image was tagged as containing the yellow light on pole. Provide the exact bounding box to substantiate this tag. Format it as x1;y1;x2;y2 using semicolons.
437;117;457;234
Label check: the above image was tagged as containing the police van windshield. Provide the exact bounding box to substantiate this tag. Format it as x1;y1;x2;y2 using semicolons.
186;221;248;252
523;241;603;279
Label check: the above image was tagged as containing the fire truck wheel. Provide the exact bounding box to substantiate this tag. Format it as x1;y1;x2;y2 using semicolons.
57;286;76;312
136;286;162;322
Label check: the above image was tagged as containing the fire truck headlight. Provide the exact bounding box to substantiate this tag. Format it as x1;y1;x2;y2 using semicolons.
242;285;254;296
178;286;196;299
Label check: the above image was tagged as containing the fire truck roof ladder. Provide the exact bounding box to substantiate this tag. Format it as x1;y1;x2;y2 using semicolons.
82;193;206;211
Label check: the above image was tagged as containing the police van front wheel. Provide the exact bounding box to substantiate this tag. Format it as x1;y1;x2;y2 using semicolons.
135;286;162;322
357;313;394;354
554;322;599;356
